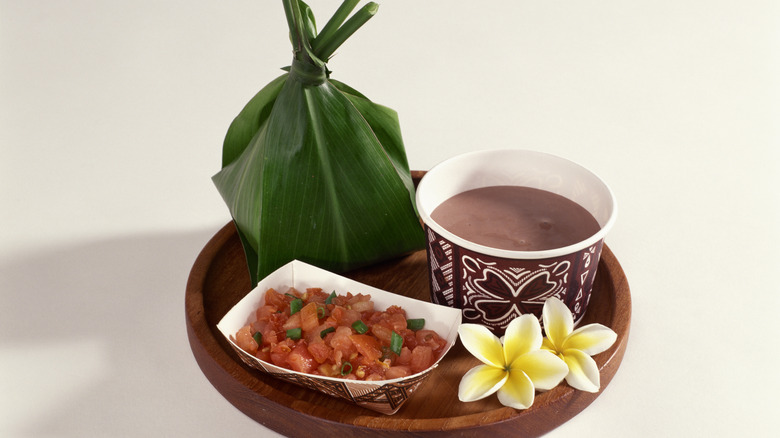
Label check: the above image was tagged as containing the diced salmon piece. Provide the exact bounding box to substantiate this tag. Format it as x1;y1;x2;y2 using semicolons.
416;330;446;353
304;288;328;304
235;325;258;355
396;346;412;366
264;288;286;308
350;334;382;362
385;305;406;317
299;302;320;333
350;301;373;313
329;306;360;326
269;339;294;367
287;341;316;374
305;320;337;344
370;323;394;346
260;324;278;345
365;372;385;381
255;346;271;362
307;340;332;364
329;326;355;354
386;365;412;379
285;287;302;298
401;330;418;351
330;348;344;367
250;318;268;334
410;345;434;373
282;312;301;330
255;305;277;322
388;313;408;332
266;313;286;342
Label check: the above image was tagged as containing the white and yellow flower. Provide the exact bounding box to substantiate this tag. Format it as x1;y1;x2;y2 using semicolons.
541;297;618;393
457;314;569;410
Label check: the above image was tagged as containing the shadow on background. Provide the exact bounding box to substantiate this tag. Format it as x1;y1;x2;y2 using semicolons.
0;226;273;437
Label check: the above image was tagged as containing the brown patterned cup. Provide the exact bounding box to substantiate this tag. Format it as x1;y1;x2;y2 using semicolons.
416;149;617;335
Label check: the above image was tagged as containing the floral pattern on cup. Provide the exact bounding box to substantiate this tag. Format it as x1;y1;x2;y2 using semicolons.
425;226;603;335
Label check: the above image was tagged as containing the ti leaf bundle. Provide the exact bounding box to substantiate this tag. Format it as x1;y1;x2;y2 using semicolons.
213;0;425;286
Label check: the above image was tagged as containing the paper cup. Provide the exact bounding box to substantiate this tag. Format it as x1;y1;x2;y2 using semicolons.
416;149;617;335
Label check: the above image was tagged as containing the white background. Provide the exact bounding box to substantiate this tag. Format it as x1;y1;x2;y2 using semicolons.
2;0;778;436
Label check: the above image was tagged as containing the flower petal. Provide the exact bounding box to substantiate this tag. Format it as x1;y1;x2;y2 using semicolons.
541;336;556;353
563;323;617;356
497;369;535;410
458;364;508;402
510;349;569;391
562;348;601;393
542;297;573;349
503;314;542;363
458;324;505;368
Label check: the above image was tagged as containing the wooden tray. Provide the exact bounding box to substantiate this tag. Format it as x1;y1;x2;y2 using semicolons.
186;177;631;437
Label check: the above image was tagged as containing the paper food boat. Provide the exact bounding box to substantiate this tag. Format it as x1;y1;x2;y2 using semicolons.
217;260;462;415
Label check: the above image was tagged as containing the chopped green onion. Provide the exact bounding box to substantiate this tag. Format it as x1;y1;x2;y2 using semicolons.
253;332;263;345
289;298;303;315
320;327;335;338
285;292;298;299
340;361;353;376
390;331;403;356
325;291;337;305
406;318;425;331
317;306;326;319
351;320;368;334
286;328;302;340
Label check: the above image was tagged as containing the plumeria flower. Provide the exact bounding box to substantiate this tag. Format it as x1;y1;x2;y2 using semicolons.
541;297;618;393
457;314;569;410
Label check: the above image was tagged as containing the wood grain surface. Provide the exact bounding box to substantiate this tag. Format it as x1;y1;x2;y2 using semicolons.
185;173;632;437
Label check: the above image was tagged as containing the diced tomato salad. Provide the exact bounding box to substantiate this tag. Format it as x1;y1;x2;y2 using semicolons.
232;287;448;381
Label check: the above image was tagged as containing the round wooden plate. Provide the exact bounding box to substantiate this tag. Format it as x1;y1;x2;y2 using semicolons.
186;175;632;437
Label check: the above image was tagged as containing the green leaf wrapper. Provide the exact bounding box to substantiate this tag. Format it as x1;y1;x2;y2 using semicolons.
213;0;424;286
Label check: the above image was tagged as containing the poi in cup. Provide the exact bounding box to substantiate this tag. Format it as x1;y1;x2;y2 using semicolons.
416;149;617;335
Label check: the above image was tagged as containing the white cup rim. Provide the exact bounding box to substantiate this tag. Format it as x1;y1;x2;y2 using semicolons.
416;149;618;259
